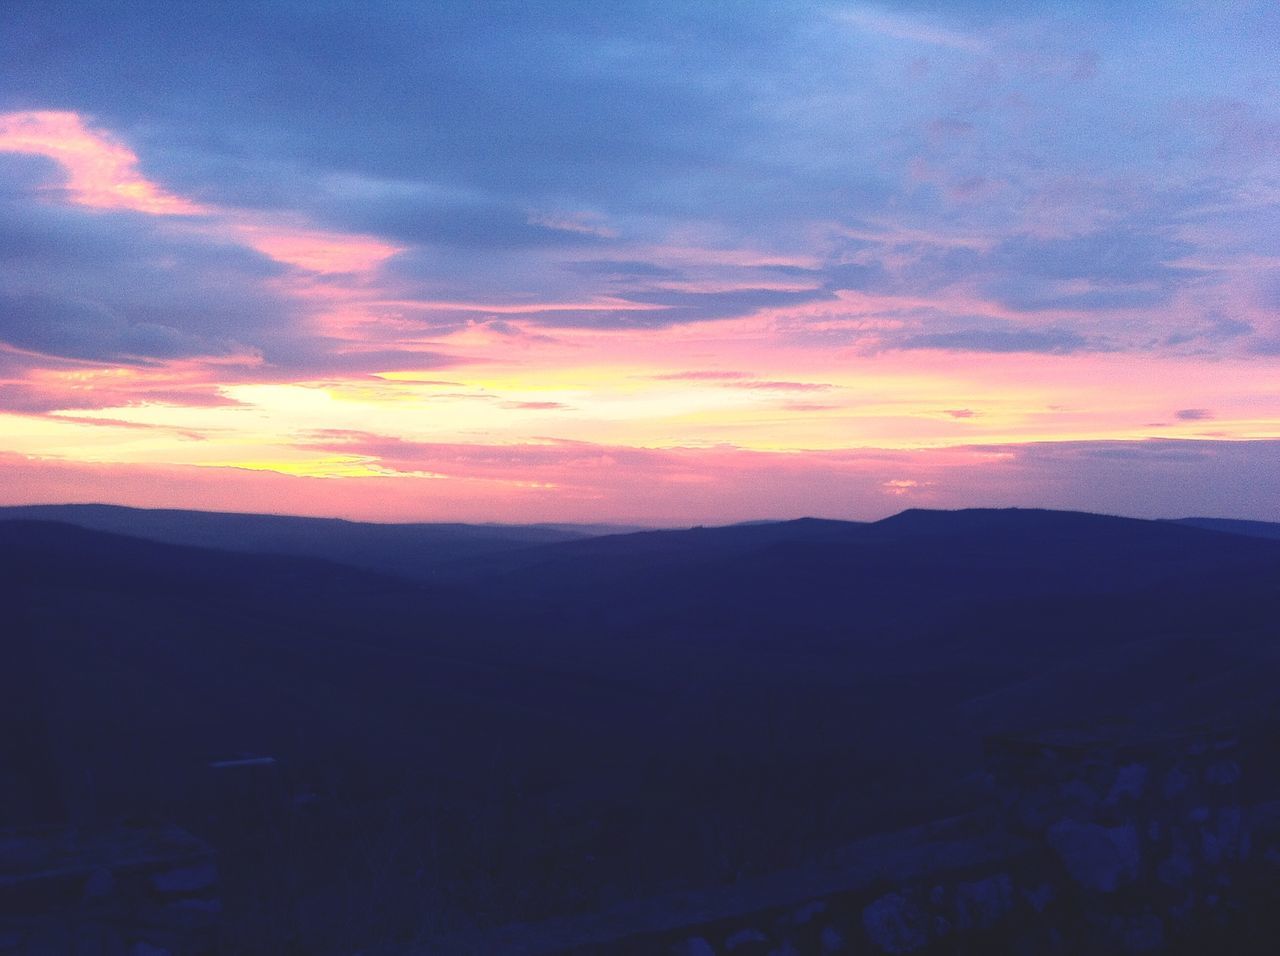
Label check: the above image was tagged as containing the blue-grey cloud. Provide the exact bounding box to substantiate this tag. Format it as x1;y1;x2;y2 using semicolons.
1;0;1277;348
525;287;836;329
564;260;684;280
320;194;609;250
896;327;1096;354
0;293;233;364
0;3;795;211
982;230;1199;312
1175;408;1213;421
0;194;296;364
1164;314;1253;348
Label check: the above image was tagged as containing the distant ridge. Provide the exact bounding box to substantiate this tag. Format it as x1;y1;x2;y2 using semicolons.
1172;516;1280;541
431;507;1280;646
0;503;644;580
8;502;1278;584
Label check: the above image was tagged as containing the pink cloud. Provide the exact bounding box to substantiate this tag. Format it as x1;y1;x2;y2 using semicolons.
650;370;752;381
230;222;402;274
0;111;205;215
733;380;834;392
0;110;401;277
647;371;833;391
0;373;242;415
783;402;840;412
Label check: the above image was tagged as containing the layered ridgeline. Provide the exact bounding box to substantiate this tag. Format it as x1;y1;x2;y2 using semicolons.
2;507;1279;953
0;503;643;579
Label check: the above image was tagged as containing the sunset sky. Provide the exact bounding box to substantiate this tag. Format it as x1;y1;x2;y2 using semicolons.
2;1;1278;523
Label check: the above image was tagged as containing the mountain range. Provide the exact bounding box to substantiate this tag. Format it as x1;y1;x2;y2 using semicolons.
2;504;1278;951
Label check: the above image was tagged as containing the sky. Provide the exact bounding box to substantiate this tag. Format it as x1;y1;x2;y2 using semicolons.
1;1;1278;524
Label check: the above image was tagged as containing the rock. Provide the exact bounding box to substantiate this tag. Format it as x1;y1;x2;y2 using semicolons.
1169;890;1197;923
1215;806;1245;860
1106;764;1148;804
1022;883;1054;913
1012;794;1055;832
766;944;799;956
1206;760;1241;786
149;897;222;930
725;927;767;951
151;862;216;893
820;925;844;953
1047;820;1139;892
671;937;716;956
862;892;930;953
1162;766;1191;799
1118;914;1164;953
23;923;72;954
790;900;825;926
70;922;118;956
1157;847;1194;886
1109;824;1141;875
172;898;221;914
1059;779;1100;811
1012;929;1060;956
83;867;115;899
1202;829;1225;865
954;873;1013;931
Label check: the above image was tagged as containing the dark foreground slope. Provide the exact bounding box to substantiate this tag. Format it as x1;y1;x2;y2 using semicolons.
3;510;1280;953
0;521;666;950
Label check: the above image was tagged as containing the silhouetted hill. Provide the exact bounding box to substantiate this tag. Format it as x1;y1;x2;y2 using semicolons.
442;507;1280;655
0;517;413;602
449;506;1280;589
5;507;1280;952
432;515;866;581
0;503;641;580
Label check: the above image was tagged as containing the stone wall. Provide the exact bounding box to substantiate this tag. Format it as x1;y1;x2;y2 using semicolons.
0;824;219;955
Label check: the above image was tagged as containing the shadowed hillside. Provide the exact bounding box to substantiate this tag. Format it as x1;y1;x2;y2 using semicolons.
3;509;1279;952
